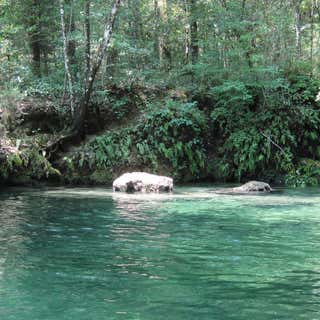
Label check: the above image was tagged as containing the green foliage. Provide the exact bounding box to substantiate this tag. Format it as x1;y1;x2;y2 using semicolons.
1;153;24;179
0;87;26;110
211;80;253;110
24;74;66;98
92;129;133;167
3;0;320;186
136;100;207;177
0;88;25;131
0;148;60;183
24;148;60;179
219;127;294;181
90;87;139;123
109;97;131;120
210;75;320;181
88;100;207;180
285;159;320;187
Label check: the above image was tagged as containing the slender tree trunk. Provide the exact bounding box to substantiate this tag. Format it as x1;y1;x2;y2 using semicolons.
163;0;171;70
154;0;162;67
128;0;141;70
60;0;74;115
74;0;122;137
85;0;91;84
184;0;190;64
67;0;76;66
315;1;320;53
29;0;41;77
47;0;122;155
310;0;314;73
43;51;49;76
190;0;199;64
294;0;302;57
184;0;198;64
223;34;228;68
128;0;141;39
154;0;170;70
31;36;41;76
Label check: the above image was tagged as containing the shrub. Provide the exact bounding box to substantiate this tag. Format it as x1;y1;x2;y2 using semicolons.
210;76;320;181
89;99;208;180
285;159;320;187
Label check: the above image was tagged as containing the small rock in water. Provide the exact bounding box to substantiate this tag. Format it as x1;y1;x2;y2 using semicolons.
216;181;273;194
113;172;173;193
233;181;273;193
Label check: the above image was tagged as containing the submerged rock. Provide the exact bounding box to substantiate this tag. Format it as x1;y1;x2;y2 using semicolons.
113;172;173;193
233;181;273;193
216;181;273;194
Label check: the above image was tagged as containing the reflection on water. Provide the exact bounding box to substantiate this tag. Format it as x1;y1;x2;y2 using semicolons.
0;186;320;320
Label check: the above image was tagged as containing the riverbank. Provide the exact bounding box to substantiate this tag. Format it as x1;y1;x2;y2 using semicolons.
1;79;320;187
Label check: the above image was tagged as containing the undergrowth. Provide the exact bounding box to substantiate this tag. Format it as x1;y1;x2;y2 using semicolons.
0;148;60;184
74;99;208;181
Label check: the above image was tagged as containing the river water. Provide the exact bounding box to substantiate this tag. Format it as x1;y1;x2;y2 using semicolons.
0;186;320;320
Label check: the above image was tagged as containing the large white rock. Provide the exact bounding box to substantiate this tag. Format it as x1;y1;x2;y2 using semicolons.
113;172;173;193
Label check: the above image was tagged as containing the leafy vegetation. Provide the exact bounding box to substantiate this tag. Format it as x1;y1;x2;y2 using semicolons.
2;0;320;186
285;159;320;187
87;100;207;181
209;74;320;184
0;147;60;184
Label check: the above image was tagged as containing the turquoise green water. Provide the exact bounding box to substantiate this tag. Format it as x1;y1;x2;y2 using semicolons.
0;186;320;320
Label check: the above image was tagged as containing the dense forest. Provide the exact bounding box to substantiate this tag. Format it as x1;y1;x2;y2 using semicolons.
1;0;320;186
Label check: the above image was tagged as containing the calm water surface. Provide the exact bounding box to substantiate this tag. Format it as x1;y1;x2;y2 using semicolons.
0;186;320;320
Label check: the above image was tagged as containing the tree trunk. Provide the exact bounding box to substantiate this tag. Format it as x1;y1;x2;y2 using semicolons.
31;35;41;77
163;0;171;70
294;0;302;57
77;0;122;134
47;0;122;155
310;0;314;73
67;0;76;66
190;0;199;64
85;0;91;83
128;0;141;39
29;0;41;77
128;0;144;70
153;0;161;66
154;0;170;70
60;0;75;115
184;0;190;64
184;0;199;65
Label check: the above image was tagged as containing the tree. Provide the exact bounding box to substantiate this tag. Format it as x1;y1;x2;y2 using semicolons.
77;0;122;135
47;0;122;153
85;0;91;84
27;0;42;77
154;0;171;70
189;0;199;64
60;0;74;114
67;0;76;67
294;0;303;57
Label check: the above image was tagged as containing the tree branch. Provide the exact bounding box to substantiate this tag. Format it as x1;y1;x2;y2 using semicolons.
260;131;287;156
